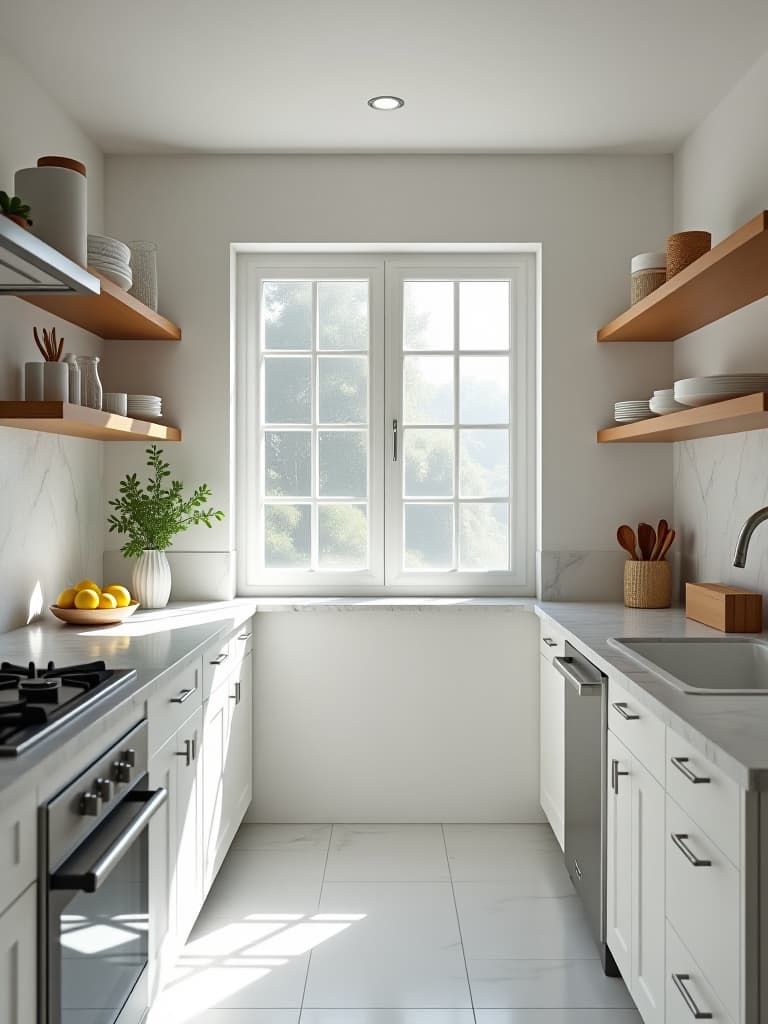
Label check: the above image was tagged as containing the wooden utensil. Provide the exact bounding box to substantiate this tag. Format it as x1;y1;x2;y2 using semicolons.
657;528;676;561
650;519;668;560
638;522;656;561
617;524;639;560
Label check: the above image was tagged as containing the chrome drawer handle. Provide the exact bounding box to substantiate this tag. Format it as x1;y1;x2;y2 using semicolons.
612;701;639;721
542;637;557;647
238;631;252;641
671;833;711;867
170;688;194;704
672;973;713;1019
210;652;229;666
611;758;629;794
671;756;710;785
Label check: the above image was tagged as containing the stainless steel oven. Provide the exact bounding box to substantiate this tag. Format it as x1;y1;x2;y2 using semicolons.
40;721;166;1024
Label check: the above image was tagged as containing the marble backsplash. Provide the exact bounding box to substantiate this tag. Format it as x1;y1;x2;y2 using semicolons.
0;431;104;633
674;432;768;608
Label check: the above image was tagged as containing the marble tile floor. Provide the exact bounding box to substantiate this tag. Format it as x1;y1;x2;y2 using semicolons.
149;823;640;1024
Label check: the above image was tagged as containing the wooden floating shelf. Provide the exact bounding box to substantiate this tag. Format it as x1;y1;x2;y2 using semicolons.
598;393;768;443
598;211;768;343
0;402;181;442
18;269;181;342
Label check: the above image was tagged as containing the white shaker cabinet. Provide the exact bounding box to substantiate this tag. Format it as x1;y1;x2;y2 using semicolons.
0;884;36;1024
174;706;204;945
606;730;633;981
538;624;565;849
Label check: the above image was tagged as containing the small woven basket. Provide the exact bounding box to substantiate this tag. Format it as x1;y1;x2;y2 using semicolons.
666;231;711;278
631;268;666;304
624;560;671;609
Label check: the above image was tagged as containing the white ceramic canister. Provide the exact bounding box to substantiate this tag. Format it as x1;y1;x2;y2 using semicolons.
42;362;69;401
15;157;87;266
24;363;44;401
132;549;172;609
63;354;81;405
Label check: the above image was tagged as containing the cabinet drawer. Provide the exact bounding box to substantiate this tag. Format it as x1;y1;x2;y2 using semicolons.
148;658;202;755
666;731;740;867
608;678;665;782
0;790;36;916
229;621;254;666
666;796;739;1022
539;621;565;661
203;623;253;699
666;922;734;1024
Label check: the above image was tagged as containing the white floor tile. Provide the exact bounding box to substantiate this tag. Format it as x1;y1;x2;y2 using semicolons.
302;882;471;1008
300;1012;475;1023
468;958;635;1008
475;1012;642;1023
454;889;597;959
232;824;331;854
324;825;450;882
444;825;569;885
150;1010;299;1024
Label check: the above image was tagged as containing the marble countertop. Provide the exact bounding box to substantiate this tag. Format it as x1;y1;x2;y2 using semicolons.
0;600;257;806
536;602;768;791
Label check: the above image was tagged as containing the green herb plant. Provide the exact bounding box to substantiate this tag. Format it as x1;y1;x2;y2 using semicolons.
0;191;32;226
108;445;224;558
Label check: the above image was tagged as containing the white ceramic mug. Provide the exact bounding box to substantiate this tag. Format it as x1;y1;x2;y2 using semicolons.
103;392;128;416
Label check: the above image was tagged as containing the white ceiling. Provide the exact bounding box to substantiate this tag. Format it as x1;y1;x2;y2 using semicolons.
4;0;768;154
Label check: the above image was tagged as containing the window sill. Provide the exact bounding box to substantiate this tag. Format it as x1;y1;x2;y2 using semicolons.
249;596;536;612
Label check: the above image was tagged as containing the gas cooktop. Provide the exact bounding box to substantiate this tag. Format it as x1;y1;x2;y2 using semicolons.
0;660;137;756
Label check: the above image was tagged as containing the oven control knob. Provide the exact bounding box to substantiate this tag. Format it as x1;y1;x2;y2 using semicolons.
95;778;114;801
112;761;132;783
121;749;137;768
80;792;101;816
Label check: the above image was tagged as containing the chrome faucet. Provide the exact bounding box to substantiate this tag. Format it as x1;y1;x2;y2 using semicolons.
733;506;768;567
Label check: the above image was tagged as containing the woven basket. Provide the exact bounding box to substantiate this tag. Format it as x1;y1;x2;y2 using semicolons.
631;268;666;304
666;231;711;278
128;240;158;311
624;560;672;609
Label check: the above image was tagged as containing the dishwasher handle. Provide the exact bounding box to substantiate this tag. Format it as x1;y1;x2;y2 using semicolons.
553;655;604;695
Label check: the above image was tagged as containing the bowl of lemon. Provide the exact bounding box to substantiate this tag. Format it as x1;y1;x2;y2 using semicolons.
50;580;140;625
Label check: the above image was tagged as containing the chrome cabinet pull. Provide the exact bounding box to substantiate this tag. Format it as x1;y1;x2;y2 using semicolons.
210;652;229;666
238;631;252;641
229;681;241;705
611;758;629;794
392;418;398;461
176;739;193;768
671;756;710;785
671;833;711;867
672;973;713;1018
171;687;194;704
612;701;639;721
542;637;557;647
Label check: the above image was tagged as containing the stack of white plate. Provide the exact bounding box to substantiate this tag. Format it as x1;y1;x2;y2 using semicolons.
127;394;162;420
649;389;687;415
615;399;652;423
87;234;132;290
674;375;768;408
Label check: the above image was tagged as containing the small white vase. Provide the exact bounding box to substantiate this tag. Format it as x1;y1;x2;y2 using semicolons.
132;549;172;609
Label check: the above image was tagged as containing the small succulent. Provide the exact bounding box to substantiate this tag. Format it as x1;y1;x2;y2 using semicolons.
0;191;33;226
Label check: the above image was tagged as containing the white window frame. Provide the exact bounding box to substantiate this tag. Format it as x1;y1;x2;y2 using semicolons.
235;249;536;596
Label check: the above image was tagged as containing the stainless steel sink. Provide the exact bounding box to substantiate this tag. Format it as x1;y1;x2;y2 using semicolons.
608;637;768;695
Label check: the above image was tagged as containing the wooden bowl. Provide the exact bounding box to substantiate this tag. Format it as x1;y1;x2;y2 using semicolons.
49;600;140;626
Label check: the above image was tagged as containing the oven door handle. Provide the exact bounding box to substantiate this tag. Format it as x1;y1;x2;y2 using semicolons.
51;787;167;894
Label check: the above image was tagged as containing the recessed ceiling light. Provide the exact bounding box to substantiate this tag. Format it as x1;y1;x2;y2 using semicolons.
368;95;404;111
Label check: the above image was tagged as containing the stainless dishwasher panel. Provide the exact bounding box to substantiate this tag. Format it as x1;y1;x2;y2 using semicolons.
554;642;617;977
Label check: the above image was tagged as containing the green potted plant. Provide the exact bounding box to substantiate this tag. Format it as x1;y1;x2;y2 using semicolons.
107;445;225;608
0;191;33;229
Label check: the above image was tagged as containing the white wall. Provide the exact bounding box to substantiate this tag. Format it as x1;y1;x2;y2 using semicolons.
0;48;105;632
248;607;541;822
672;49;768;599
102;153;674;600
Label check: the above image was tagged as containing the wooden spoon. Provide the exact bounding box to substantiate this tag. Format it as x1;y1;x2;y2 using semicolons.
650;519;668;560
638;522;656;561
617;524;639;560
657;528;676;561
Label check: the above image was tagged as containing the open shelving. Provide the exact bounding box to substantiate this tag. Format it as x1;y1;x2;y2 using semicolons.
597;211;768;343
597;392;768;444
0;402;181;442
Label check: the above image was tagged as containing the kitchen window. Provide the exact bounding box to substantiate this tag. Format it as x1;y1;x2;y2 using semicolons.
236;252;535;594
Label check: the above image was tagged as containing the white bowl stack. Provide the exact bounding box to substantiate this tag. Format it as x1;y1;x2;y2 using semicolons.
87;234;132;290
649;389;687;415
127;394;162;420
674;374;768;407
615;399;652;423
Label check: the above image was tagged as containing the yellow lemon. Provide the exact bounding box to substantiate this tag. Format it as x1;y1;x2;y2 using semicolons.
103;584;131;608
56;588;78;609
98;592;118;610
75;579;101;596
74;588;100;610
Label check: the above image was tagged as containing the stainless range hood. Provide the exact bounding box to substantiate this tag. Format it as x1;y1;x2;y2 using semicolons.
0;216;99;295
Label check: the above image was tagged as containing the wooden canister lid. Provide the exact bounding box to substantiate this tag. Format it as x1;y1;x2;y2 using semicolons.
37;155;87;176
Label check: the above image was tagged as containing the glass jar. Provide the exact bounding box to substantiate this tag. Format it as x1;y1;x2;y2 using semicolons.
76;355;103;410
